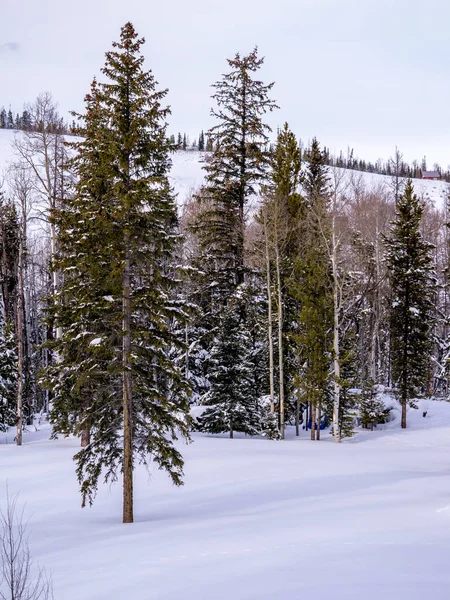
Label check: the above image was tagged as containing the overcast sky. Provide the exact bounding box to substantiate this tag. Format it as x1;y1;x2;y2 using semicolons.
1;0;450;167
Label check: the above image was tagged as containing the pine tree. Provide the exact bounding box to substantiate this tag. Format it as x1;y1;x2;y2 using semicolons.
295;138;333;440
198;130;205;151
202;47;277;287
47;23;191;523
0;108;6;129
196;294;262;438
358;379;387;429
7;109;14;129
0;322;17;432
266;123;304;435
385;179;435;428
182;133;187;150
0;194;19;326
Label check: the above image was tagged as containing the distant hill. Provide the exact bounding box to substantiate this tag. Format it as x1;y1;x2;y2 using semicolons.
0;129;448;210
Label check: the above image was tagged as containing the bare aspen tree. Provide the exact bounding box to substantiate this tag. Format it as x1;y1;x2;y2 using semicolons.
12;93;66;343
389;147;405;205
8;165;33;446
329;170;348;443
0;491;54;600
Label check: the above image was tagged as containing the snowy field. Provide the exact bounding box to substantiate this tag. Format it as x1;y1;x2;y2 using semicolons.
0;129;449;209
2;399;450;599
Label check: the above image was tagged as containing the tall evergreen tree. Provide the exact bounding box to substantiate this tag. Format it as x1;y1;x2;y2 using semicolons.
201;47;277;288
0;193;19;326
385;179;435;428
198;130;205;151
295;138;333;440
7;109;14;129
48;23;191;523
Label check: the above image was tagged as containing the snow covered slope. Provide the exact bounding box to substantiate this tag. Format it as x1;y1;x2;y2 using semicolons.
2;401;450;599
1;129;448;209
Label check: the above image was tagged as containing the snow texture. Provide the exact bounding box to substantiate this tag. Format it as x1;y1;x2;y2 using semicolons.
2;399;450;599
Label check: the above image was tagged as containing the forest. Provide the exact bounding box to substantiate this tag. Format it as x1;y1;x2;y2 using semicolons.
0;22;447;524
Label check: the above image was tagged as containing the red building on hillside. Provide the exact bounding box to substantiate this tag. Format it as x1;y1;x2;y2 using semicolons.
421;170;440;180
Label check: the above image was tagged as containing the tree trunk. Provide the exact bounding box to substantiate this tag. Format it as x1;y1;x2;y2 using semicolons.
332;228;341;443
317;401;321;441
310;400;316;440
122;236;133;524
264;214;275;414
16;232;24;447
401;399;407;429
80;428;90;447
295;396;300;436
275;237;284;439
305;401;309;431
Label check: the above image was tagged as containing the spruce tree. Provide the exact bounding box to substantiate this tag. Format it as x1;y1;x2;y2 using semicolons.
196;293;262;438
7;109;14;129
358;379;387;429
198;130;205;151
266;123;304;431
385;179;434;428
295;138;333;440
0;194;19;325
48;23;191;523
0;322;17;432
200;47;277;288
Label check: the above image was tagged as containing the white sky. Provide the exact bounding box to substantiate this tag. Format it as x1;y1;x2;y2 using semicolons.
1;0;450;168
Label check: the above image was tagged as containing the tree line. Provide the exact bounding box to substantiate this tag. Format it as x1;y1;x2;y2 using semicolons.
0;23;445;523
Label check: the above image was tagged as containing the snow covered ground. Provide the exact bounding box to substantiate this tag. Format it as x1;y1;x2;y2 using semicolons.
2;399;450;599
0;129;449;210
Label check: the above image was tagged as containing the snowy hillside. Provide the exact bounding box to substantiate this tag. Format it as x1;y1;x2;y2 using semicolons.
0;129;448;209
2;401;450;599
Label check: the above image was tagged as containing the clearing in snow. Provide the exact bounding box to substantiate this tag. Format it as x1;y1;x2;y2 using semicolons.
2;399;450;599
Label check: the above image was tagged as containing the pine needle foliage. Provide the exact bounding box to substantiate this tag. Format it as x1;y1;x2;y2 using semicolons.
46;23;191;513
384;179;435;428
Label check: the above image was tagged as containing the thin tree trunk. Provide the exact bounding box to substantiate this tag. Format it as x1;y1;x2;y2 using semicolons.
317;401;321;441
295;395;300;436
332;225;341;443
122;236;133;523
274;235;284;439
16;232;24;446
310;400;316;440
264;214;275;413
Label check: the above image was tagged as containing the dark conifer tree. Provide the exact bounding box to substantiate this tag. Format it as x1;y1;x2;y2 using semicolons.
48;23;191;523
7;109;14;129
198;130;205;151
385;179;435;428
197;47;277;295
196;293;262;438
295;138;333;440
0;322;17;432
